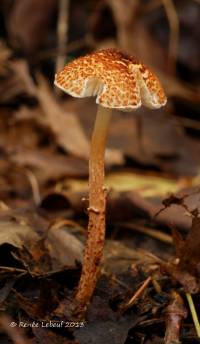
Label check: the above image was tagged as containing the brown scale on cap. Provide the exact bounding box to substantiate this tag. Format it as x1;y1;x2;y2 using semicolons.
55;48;167;110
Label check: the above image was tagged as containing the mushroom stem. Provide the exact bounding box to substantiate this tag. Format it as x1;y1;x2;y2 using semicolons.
75;105;112;306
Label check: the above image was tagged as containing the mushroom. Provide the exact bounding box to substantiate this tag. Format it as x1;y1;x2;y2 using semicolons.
54;48;167;307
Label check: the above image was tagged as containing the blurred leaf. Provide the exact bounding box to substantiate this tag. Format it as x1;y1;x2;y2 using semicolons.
173;213;200;293
0;216;38;248
0;59;36;103
62;171;180;198
7;0;57;54
11;148;88;183
36;75;90;159
46;222;83;268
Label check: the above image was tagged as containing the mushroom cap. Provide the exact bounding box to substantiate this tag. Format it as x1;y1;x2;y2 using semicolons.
54;49;167;111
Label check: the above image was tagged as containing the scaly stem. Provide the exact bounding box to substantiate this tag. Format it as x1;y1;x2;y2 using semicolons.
75;105;112;306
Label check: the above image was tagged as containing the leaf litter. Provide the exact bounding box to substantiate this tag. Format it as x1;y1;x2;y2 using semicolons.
0;1;200;343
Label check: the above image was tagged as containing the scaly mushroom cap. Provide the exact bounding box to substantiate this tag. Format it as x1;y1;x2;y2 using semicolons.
55;49;167;111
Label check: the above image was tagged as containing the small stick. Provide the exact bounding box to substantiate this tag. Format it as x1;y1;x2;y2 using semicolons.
0;266;27;273
164;291;187;344
121;276;152;311
25;169;41;205
161;0;179;73
50;218;85;233
56;0;69;73
186;292;200;338
173;115;200;130
118;222;173;244
151;272;162;293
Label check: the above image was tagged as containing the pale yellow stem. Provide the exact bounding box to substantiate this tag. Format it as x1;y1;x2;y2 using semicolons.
186;292;200;338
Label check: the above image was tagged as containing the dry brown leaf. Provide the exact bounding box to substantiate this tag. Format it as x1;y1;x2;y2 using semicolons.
8;216;84;275
41;186;192;231
0;217;38;248
10;60;36;95
36;74;90;159
160;190;200;293
103;240;160;275
11;148;88;182
46;224;83;267
174;213;200;291
0;60;36;102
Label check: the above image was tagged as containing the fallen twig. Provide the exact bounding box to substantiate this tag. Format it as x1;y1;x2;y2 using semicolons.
56;0;70;73
164;291;187;344
118;222;173;244
121;275;152;312
24;168;41;205
161;0;179;73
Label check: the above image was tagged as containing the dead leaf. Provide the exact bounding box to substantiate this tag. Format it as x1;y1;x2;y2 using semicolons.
176;213;200;284
103;240;161;276
37;75;124;165
0;60;36;103
46;223;83;267
16;238;54;276
42;187;193;232
14;281;59;320
154;187;200;231
12;218;84;276
59;171;180;197
0;216;38;249
10;60;36;95
162;195;200;293
11;148;88;182
36;74;90;159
